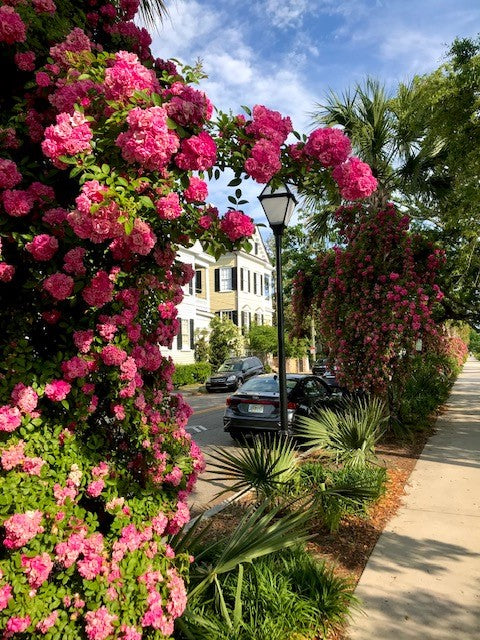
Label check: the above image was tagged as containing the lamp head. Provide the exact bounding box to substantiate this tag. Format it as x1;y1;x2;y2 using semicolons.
258;182;298;232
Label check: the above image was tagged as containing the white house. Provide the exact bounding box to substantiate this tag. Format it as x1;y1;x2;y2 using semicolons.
168;241;216;364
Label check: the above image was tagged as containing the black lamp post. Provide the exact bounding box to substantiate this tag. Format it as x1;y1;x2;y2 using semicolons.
258;182;298;435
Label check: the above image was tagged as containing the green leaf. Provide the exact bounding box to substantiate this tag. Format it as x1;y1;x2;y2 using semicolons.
138;196;155;209
228;196;237;205
228;178;242;187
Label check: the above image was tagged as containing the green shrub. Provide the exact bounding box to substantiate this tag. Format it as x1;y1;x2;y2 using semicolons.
173;362;212;387
298;461;387;531
399;352;459;427
177;545;357;639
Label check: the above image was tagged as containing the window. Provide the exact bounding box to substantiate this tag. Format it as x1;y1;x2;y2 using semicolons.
303;379;329;400
241;308;251;333
214;267;237;291
255;312;262;325
195;270;202;294
181;319;190;349
264;275;271;299
220;267;232;291
241;268;248;292
217;310;238;325
254;242;259;255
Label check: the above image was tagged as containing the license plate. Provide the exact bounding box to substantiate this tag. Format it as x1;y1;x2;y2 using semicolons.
248;404;264;413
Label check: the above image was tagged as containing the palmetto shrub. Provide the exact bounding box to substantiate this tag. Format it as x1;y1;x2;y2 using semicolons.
208;434;299;502
298;460;387;531
297;396;388;468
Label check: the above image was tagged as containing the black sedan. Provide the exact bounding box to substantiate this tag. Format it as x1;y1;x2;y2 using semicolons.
223;373;342;440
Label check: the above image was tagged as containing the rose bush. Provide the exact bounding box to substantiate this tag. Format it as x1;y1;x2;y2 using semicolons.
292;203;446;398
0;1;376;637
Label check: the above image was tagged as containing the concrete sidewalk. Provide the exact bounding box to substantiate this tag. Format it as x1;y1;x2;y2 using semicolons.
348;357;480;639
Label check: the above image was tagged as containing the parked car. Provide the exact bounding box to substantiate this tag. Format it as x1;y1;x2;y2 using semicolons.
312;358;328;376
223;373;342;439
205;356;264;392
321;370;338;387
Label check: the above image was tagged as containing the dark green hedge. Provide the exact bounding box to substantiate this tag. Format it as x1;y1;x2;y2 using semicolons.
173;362;212;387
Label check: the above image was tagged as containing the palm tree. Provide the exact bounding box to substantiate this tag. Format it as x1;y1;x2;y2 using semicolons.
138;0;169;27
307;78;446;238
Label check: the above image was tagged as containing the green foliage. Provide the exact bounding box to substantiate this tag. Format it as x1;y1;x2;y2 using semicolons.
398;350;461;428
247;324;277;357
208;435;299;501
297;396;388;468
172;362;212;387
176;545;357;640
470;328;480;358
297;460;386;531
393;38;480;326
193;328;210;363
299;461;387;531
208;316;244;369
284;333;310;358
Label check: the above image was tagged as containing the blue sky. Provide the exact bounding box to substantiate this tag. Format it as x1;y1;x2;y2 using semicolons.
147;0;480;225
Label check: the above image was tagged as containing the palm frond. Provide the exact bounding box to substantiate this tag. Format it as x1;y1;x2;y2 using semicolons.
138;0;168;29
207;435;298;500
188;499;314;600
296;396;388;468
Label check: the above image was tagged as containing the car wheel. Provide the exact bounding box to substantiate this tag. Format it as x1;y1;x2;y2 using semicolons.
235;377;244;390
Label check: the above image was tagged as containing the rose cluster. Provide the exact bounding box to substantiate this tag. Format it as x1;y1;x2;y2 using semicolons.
293;203;446;394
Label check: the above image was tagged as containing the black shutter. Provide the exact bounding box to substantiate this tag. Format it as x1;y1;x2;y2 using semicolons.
248;312;252;327
240;268;244;291
247;271;251;292
195;270;202;293
241;311;246;327
177;319;182;350
214;269;220;292
231;267;237;290
188;279;193;295
190;319;194;350
254;273;257;295
261;314;264;325
232;310;238;326
260;275;263;296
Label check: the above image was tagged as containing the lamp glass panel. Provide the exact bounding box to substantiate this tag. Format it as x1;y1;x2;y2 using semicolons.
259;183;294;227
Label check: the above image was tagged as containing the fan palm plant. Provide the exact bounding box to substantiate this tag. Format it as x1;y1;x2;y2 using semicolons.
207;434;299;502
297;396;388;468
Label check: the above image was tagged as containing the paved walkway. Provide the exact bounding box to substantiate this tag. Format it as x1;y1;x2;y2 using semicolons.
348;357;480;639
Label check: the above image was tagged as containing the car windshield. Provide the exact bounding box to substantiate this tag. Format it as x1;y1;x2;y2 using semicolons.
239;377;298;393
218;361;243;372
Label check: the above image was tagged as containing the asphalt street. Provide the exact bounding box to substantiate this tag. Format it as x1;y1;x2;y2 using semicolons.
184;391;241;513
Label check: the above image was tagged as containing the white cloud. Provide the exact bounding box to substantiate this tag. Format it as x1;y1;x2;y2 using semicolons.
148;0;221;62
262;0;312;28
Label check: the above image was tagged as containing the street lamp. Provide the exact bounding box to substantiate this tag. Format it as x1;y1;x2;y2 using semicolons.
258;182;298;435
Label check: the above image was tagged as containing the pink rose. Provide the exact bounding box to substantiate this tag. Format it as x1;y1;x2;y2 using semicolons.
43;273;74;300
25;234;59;261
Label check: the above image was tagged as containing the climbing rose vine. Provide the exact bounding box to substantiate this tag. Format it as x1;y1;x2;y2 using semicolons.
292;203;445;395
0;1;376;637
